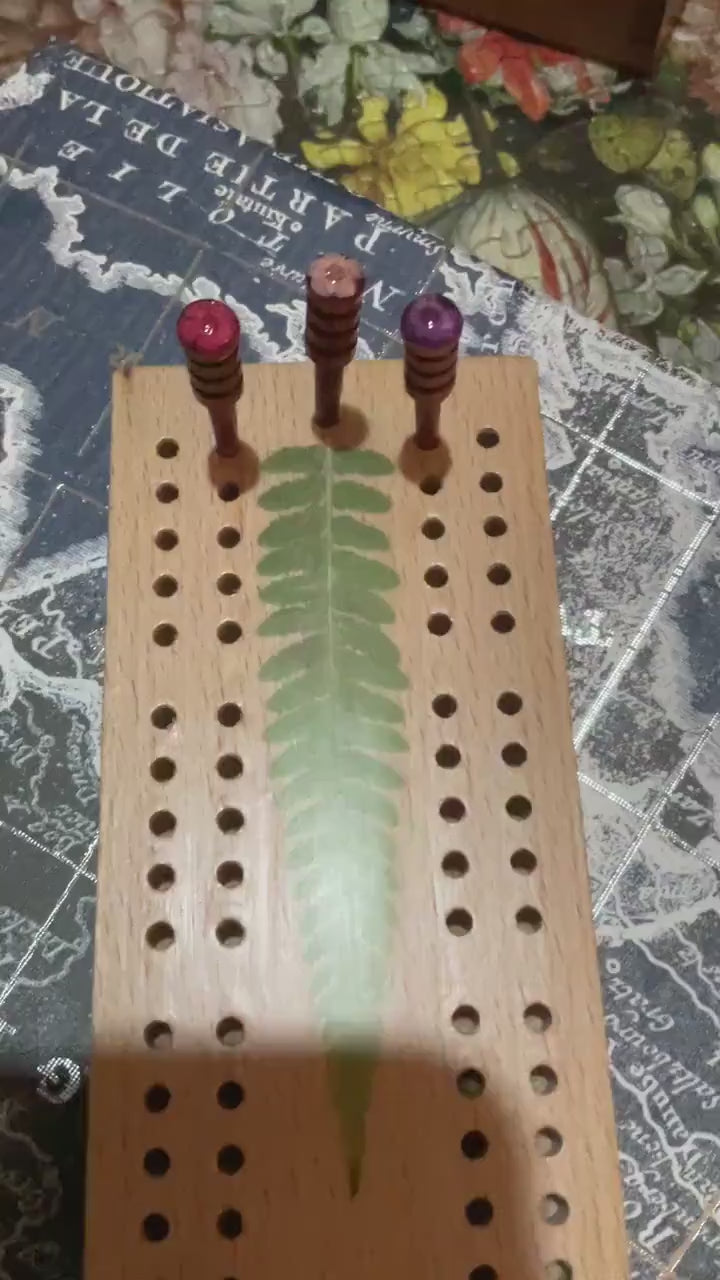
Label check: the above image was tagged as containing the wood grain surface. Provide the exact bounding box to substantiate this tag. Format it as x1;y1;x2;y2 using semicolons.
86;357;628;1280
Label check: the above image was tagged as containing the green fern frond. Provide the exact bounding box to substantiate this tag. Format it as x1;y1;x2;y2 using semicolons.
258;445;408;1194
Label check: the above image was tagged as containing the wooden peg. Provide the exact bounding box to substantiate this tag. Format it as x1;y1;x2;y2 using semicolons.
306;255;364;428
401;294;463;451
176;299;243;457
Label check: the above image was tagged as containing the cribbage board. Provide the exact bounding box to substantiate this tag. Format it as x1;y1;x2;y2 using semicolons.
86;354;628;1279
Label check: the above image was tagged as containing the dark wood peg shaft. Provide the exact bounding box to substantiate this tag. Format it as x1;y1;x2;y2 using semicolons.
176;299;243;457
306;255;364;428
401;294;463;451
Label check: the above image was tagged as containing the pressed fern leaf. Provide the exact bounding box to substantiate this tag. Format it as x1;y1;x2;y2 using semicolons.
258;445;408;1193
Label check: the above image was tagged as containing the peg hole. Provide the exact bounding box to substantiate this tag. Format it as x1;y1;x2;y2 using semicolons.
491;610;515;634
435;744;461;768
153;574;177;598
217;807;244;834
535;1127;563;1158
487;562;511;585
144;1021;173;1051
546;1264;572;1280
479;472;503;493
155;483;178;504
217;620;242;644
217;754;243;779
525;1003;552;1033
457;1068;486;1098
147;863;175;892
442;851;468;878
216;919;245;948
153;623;177;647
146;922;175;951
155;528;178;550
516;906;543;933
217;1145;245;1175
218;702;242;727
420;475;443;495
142;1213;169;1242
440;797;465;823
217;1209;243;1239
144;1084;170;1112
497;691;522;715
424;564;448;588
511;848;537;874
507;795;532;820
217;572;241;595
150;757;175;782
217;1081;244;1109
541;1195;570;1226
216;1017;245;1048
151;704;176;729
156;437;178;458
469;1269;497;1280
217;526;241;548
143;1147;170;1177
477;428;499;447
461;1130;489;1160
451;1005;479;1035
217;861;244;889
149;810;176;838
465;1198;494;1227
502;742;527;767
428;612;452;636
432;693;457;718
484;516;507;538
422;517;445;540
530;1064;558;1094
218;482;240;502
446;908;473;936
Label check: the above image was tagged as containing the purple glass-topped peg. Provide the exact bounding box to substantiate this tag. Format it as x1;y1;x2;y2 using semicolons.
401;293;463;450
400;294;463;349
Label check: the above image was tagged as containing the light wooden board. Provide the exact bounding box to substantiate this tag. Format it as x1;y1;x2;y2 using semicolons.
87;357;628;1280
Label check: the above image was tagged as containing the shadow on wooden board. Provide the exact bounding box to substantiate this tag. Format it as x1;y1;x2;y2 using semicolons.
0;1045;568;1277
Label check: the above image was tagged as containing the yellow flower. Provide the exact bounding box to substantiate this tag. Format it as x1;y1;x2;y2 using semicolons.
301;85;480;219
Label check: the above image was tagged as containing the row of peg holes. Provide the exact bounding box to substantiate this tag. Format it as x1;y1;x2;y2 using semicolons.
144;440;244;1256
141;1076;245;1253
422;428;570;1279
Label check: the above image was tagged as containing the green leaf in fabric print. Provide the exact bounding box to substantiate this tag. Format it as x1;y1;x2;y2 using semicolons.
262;445;324;473
333;480;391;513
332;515;389;552
332;548;400;591
259;474;324;511
333;450;393;476
258;510;324;549
258;442;407;1194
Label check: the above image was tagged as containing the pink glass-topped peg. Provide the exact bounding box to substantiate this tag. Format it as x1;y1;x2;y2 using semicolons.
306;254;365;428
177;299;243;456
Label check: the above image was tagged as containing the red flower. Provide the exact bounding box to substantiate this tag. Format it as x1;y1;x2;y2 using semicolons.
457;28;593;121
434;11;483;36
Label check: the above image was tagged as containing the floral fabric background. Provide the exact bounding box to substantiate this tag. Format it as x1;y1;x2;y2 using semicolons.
3;0;720;382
